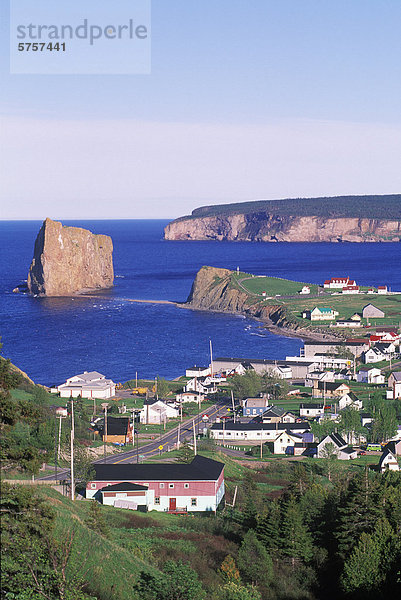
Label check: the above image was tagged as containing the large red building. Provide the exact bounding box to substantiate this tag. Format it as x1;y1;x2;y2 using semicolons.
86;455;225;513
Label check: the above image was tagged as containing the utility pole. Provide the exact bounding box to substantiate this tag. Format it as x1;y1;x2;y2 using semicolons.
193;419;197;455
70;398;75;501
135;371;138;389
231;390;236;423
54;414;58;484
57;414;62;461
210;339;214;378
177;423;181;449
102;404;108;463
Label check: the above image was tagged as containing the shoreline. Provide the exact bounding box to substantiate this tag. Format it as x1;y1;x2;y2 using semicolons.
176;302;342;344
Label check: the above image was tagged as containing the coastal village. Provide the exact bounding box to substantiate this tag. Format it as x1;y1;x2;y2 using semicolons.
42;271;401;514
3;230;401;600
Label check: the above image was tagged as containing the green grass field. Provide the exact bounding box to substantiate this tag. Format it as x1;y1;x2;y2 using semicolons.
233;273;319;296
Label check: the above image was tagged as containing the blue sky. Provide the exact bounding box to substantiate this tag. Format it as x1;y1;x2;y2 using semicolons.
1;0;401;219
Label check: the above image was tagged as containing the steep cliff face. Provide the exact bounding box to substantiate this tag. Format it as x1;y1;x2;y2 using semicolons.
186;266;282;322
185;266;340;342
165;213;401;242
27;218;114;296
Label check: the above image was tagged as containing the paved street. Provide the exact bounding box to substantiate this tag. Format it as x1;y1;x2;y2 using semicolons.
39;398;233;481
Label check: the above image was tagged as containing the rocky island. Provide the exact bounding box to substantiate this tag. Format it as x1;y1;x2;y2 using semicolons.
165;194;401;242
27;218;114;296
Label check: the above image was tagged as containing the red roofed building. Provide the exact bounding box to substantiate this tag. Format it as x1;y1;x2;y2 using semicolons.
324;277;351;289
342;285;360;294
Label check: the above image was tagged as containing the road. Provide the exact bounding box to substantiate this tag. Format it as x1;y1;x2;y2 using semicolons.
39;398;233;481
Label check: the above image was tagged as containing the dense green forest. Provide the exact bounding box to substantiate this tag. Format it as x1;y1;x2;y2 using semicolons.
183;195;401;220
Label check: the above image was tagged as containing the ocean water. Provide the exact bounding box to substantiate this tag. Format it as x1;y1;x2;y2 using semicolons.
0;220;400;386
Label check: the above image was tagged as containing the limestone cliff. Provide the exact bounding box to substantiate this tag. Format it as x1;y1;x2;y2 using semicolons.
165;213;401;242
165;195;401;242
184;266;340;341
27;218;114;296
186;266;287;322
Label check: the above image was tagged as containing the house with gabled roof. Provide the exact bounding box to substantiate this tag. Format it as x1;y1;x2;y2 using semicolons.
363;348;387;364
323;277;352;289
57;371;116;399
378;449;400;473
243;396;269;417
176;391;205;404
317;433;357;460
356;367;385;385
388;371;401;399
99;416;133;444
303;307;339;321
362;304;385;319
260;405;296;424
140;399;179;425
312;381;351;398
338;392;363;411
87;455;225;513
268;430;305;455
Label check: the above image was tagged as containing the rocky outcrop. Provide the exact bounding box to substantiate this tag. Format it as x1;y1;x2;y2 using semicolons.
184;266;340;342
27;218;114;296
165;213;401;242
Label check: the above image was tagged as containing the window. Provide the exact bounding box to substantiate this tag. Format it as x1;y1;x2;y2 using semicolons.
90;483;96;489
184;483;189;489
160;483;165;488
191;498;197;506
155;497;160;505
169;483;174;489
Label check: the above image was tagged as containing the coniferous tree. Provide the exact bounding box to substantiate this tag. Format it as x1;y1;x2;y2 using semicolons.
336;471;383;560
281;496;313;566
237;529;273;587
255;501;281;550
341;518;396;597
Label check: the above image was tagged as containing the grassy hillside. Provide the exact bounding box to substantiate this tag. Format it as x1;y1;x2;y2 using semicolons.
187;194;401;220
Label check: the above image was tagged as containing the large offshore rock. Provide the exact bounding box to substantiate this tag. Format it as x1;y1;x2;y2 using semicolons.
27;218;114;296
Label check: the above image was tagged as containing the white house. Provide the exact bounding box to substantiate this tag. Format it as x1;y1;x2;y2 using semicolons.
378;449;400;473
338;392;363;411
140;399;179;425
303;307;339;321
176;391;205;404
270;430;305;454
377;286;388;295
317;433;357;460
185;377;209;394
363;348;387;364
323;277;353;289
299;286;311;295
57;371;116;399
300;403;325;418
388;372;401;399
342;285;360;295
210;421;311;443
357;367;385;385
334;319;362;328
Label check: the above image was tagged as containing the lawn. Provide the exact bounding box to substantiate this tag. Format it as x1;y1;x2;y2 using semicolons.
233;273;319;297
